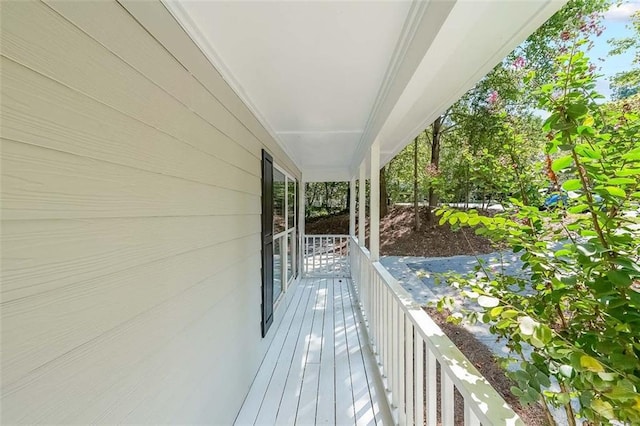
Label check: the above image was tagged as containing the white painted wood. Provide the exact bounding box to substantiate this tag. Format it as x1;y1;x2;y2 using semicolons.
358;161;366;246
369;138;380;261
442;368;455;426
349;242;524;426
298;181;307;255
234;278;309;425
253;280;316;425
162;0;564;182
405;315;414;426
426;348;438;426
273;278;318;425
349;177;356;237
296;362;321;424
391;300;399;407
316;278;336;424
344;279;386;426
397;311;406;425
414;334;424;426
303;235;350;278
236;277;393;426
334;278;356;425
465;401;482;426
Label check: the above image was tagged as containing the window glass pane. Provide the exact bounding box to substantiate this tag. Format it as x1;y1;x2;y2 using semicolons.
274;237;282;301
287;233;293;282
273;168;286;234
288;180;295;230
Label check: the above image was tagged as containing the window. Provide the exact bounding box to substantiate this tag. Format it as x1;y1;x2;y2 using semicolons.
273;168;286;235
272;165;298;303
273;238;282;301
288;180;295;230
287;232;293;281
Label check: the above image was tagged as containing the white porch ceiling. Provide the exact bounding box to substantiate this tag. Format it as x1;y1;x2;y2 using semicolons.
164;0;565;182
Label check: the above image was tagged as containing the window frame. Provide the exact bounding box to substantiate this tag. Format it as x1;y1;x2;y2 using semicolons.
272;164;298;300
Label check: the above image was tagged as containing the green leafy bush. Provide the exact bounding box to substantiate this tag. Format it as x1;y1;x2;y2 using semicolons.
437;40;640;425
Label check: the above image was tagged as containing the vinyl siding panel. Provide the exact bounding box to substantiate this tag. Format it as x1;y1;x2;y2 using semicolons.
0;1;301;423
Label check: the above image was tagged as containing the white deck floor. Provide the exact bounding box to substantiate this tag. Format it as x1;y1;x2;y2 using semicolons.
234;277;393;426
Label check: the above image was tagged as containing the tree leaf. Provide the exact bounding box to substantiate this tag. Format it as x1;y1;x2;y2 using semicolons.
605;186;626;198
577;243;597;256
607;270;631;287
591;399;615;420
518;316;539;336
580;355;604;372
607;177;635;185
562;179;582;191
552;155;573;172
567;103;588;119
478;295;500;308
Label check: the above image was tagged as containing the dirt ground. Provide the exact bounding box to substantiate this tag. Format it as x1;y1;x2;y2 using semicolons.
427;308;549;425
305;205;499;257
306;205;547;425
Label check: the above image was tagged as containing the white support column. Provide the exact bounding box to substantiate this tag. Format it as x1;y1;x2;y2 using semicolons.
299;180;306;273
349;177;356;237
370;139;380;261
358;161;366;246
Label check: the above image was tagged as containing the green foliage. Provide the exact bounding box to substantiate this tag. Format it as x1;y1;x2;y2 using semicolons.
608;10;640;100
386;132;431;203
305;182;350;218
437;39;640;424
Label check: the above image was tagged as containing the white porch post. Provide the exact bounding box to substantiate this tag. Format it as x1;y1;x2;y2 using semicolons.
299;180;305;274
349;177;356;237
358;160;366;246
370;139;380;261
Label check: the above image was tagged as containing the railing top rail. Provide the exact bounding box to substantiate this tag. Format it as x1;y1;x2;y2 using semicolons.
350;236;523;426
304;234;350;238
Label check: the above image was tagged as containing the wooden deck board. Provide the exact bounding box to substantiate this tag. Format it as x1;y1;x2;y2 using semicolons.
234;279;310;425
334;279;356;425
315;278;335;425
234;278;392;426
275;278;321;425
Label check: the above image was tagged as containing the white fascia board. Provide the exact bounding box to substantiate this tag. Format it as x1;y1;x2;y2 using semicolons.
355;0;567;170
303;167;354;183
350;0;455;171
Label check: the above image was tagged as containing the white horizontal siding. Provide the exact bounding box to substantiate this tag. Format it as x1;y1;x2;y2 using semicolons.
0;0;300;423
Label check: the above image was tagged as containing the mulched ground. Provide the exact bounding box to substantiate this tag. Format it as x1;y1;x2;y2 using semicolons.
306;205;548;425
305;205;499;257
427;308;549;425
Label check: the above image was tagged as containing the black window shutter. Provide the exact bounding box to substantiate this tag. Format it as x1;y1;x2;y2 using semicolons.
261;150;274;337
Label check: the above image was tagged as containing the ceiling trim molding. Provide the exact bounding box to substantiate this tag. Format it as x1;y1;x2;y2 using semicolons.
350;0;455;171
160;0;302;168
303;167;353;183
350;0;429;169
378;0;566;168
276;130;364;135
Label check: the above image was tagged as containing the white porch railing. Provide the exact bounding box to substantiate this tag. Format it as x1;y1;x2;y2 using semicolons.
303;234;350;277
349;236;524;426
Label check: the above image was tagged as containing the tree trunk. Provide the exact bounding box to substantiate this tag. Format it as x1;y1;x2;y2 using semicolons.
413;136;421;231
380;166;388;217
323;182;329;210
427;116;442;222
346;184;350;211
